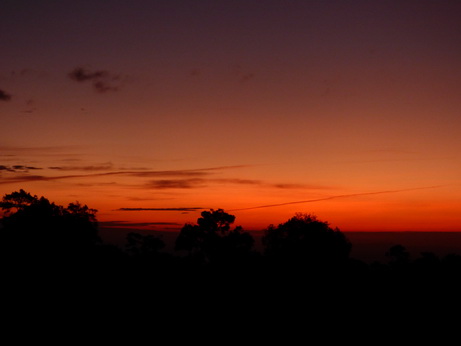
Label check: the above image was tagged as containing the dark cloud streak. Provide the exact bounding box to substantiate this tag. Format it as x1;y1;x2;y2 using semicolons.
100;221;181;227
68;68;108;82
0;163;332;193
0;145;82;154
212;178;331;190
0;165;42;173
0;165;15;172
147;179;206;189
0;165;250;185
143;177;331;190
93;81;118;93
240;73;255;83
48;163;114;171
68;67;121;93
117;207;204;212
0;89;12;101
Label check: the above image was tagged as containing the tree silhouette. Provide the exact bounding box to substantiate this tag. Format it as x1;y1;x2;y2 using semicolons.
385;244;410;267
262;213;352;271
175;209;255;267
0;189;101;267
3;189;460;298
0;189;37;213
125;232;165;258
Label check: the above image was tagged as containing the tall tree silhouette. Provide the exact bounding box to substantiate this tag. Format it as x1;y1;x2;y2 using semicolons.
175;209;254;267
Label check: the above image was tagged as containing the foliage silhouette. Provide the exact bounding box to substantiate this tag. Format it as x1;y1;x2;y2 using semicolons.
0;189;101;268
385;244;410;266
0;189;38;212
2;188;461;301
262;213;352;271
175;208;255;269
125;232;166;258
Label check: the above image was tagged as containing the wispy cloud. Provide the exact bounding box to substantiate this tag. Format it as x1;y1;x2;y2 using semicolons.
100;221;182;227
132;171;208;178
240;73;255;83
0;165;250;185
117;207;205;212
364;148;418;155
93;81;118;93
0;161;330;193
48;162;114;171
228;185;447;211
0;89;12;101
189;68;201;77
214;178;260;185
146;179;206;189
68;68;108;82
230;64;256;84
73;182;119;187
68;67;121;93
126;196;172;201
0;145;82;154
0;165;41;173
143;177;332;190
0;174;48;185
0;165;15;172
271;183;321;189
214;179;328;190
21;99;36;114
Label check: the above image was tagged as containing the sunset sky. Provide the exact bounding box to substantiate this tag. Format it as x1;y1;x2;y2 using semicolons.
1;0;461;235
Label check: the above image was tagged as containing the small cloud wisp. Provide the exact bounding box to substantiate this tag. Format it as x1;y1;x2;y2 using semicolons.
68;67;121;93
0;89;12;101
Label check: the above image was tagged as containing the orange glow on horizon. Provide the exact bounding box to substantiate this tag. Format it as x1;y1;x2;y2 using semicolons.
2;2;461;237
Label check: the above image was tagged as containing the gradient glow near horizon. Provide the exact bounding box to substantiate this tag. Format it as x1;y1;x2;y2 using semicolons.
1;0;461;233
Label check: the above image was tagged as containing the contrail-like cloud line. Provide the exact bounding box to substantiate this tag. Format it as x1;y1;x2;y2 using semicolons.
228;185;446;211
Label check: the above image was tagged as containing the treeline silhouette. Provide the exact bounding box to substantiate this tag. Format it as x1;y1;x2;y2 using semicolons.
2;189;461;302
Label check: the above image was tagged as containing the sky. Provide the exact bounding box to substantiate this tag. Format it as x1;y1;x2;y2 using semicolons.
1;0;461;235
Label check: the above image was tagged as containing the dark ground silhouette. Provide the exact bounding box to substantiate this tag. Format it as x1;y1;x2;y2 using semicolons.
2;189;461;314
